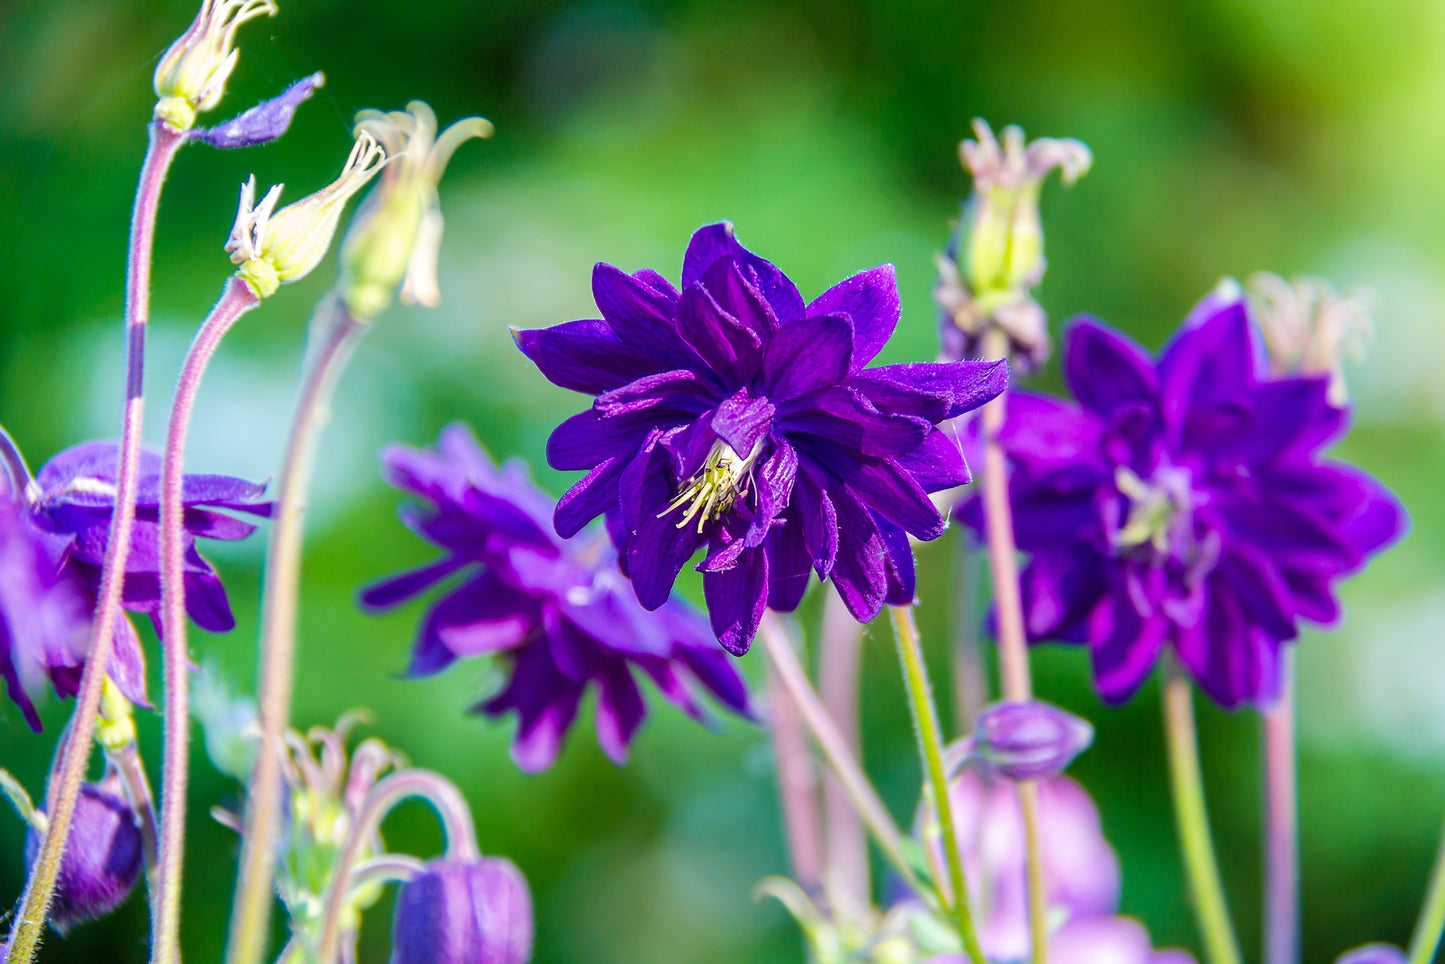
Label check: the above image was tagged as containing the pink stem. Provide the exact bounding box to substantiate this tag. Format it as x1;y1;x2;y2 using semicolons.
818;593;869;908
154;276;261;964
765;638;824;890
227;300;365;964
4;121;183;964
1263;653;1299;964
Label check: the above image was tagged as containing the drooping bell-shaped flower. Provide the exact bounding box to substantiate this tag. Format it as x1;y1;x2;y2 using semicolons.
1335;945;1407;964
24;773;144;933
391;857;533;964
968;700;1094;781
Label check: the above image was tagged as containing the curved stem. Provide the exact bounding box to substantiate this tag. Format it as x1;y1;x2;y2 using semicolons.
1409;822;1445;964
109;742;160;897
889;605;987;964
153;277;261;964
313;769;479;964
976;326;1048;964
4;120;183;964
758;614;927;902
346;854;426;893
1163;659;1243;964
227;300;366;964
0;424;36;503
1263;654;1299;964
818;593;869;909
765;656;824;890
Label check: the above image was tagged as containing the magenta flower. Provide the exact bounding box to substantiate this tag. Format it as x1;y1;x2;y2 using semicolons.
361;424;753;773
514;222;1006;654
25;440;271;709
959;292;1406;707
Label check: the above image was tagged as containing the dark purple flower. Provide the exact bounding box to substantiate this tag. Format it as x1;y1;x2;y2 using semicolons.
959;292;1407;708
391;857;533;964
514;222;1007;654
0;497;87;731
25;773;143;933
1336;945;1407;964
25;440;271;709
189;73;325;149
971;700;1093;781
361;424;753;773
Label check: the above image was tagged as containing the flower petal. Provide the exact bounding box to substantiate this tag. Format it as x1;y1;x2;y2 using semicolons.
512;320;658;395
1088;594;1167;704
594;660;648;764
703;546;768;655
762;314;853;401
591;262;687;360
806;264;899;369
554;458;625;539
682;221;804;322
860;359;1008;419
827;487;888;622
764;516;813;611
1063;318;1160;418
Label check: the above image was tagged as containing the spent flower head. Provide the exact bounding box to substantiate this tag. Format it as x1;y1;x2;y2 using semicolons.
153;0;278;131
1249;272;1373;406
341;101;493;320
228;133;388;298
938;119;1091;371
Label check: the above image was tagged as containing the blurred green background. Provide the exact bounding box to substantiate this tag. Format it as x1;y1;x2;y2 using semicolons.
2;0;1443;961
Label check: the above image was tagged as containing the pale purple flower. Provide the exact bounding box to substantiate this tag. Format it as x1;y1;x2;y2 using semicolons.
970;700;1094;781
25;773;143;933
390;858;533;964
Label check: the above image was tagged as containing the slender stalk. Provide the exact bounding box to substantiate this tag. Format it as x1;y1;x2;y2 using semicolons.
1409;821;1445;964
0;425;37;503
889;605;987;964
4;121;183;964
950;535;987;737
818;592;869;908
313;769;479;964
766;656;824;890
110;742;160;896
758;614;925;899
977;326;1048;964
1163;659;1243;964
153;277;261;964
1263;653;1299;964
227;300;366;964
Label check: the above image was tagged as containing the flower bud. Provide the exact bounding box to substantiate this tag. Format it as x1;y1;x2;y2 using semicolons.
1336;946;1407;964
1248;272;1373;406
340;102;492;320
153;0;278;132
971;700;1093;781
227;133;387;299
25;774;143;933
391;857;533;964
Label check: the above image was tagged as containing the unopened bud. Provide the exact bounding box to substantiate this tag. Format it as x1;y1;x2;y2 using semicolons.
153;0;278;132
340;102;492;320
970;700;1093;781
227;133;387;298
391;857;533;964
1248;272;1373;406
25;774;143;933
1336;947;1406;964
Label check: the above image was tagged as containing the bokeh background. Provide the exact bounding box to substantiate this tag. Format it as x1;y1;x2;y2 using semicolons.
2;0;1443;960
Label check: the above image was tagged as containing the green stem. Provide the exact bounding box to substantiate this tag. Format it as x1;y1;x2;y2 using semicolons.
1409;820;1445;964
1162;659;1243;964
888;605;986;964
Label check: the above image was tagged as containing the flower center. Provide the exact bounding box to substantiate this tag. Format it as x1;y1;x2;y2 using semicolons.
1113;465;1192;556
662;439;763;533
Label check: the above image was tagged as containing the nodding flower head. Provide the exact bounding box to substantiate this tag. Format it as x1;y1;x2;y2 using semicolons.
967;700;1095;782
390;858;533;964
938;119;1091;372
341;102;493;320
25;773;144;933
1249;272;1374;406
228;133;388;299
153;0;278;131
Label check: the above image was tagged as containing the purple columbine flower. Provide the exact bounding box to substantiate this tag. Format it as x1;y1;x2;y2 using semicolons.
0;497;87;731
360;424;753;773
1335;945;1408;964
514;222;1007;653
958;291;1407;708
25;440;271;709
25;773;144;933
391;857;533;964
970;700;1094;781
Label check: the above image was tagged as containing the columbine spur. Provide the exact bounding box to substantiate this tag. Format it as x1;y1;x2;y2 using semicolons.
514;222;1007;654
958;289;1406;707
361;424;752;773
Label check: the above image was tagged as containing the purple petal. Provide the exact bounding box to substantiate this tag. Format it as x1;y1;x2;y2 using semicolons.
1088;595;1167;704
594;661;647;764
996;392;1107;472
795;471;838;580
1020;546;1108;642
676;265;768;387
513;321;659;395
619;446;706;609
837;456;945;541
778;386;931;459
762;314;853;401
594;370;716;418
703;546;768;655
764;516;812;611
554;458;625;539
547;408;674;471
183;570;235;632
591;262;687;361
898;427;972;493
875;514;916;606
806;264;899;369
479;644;586;773
1063;318;1160;418
189;73;324;149
1218;541;1297;641
1158;299;1257;439
711;391;776;457
745;437;798;547
827;487;888;622
675;641;753;716
682;222;804;322
859;359;1008;419
360;556;469;611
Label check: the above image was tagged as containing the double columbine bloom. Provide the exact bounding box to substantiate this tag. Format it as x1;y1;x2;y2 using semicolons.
515;222;1007;653
361;424;752;772
960;291;1406;707
0;439;269;728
